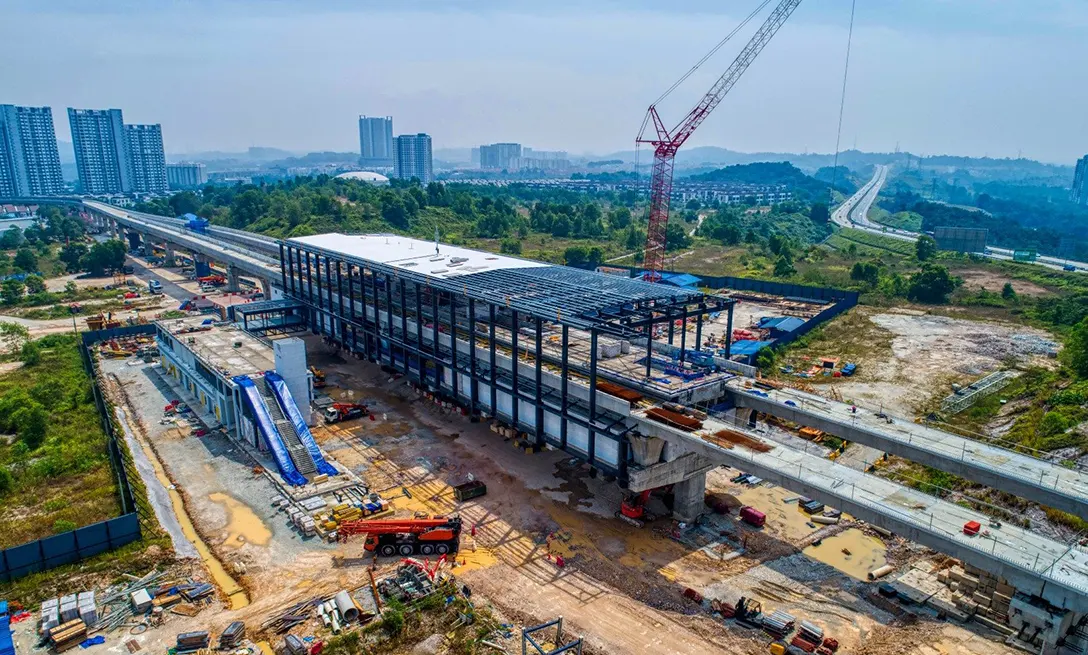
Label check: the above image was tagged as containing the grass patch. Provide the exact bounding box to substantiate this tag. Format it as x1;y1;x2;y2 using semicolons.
873;210;924;232
828;228;917;257
0;333;121;548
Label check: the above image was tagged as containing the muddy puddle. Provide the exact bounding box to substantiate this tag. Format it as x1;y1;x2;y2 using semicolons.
733;484;820;541
803;528;886;580
208;492;272;549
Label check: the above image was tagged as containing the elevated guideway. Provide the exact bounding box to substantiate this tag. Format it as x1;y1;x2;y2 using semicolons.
234;376;308;486
728;380;1088;522
630;408;1088;612
83;201;280;280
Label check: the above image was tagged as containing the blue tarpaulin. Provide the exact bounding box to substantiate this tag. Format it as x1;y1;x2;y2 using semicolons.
729;340;774;357
658;272;702;289
233;376;307;486
264;371;337;477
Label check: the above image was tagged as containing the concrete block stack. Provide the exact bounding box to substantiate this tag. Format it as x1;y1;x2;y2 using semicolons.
939;561;1015;633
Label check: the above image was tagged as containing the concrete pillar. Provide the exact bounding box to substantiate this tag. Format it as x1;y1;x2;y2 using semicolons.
164;243;177;267
672;472;707;522
259;278;272;299
226;264;242;292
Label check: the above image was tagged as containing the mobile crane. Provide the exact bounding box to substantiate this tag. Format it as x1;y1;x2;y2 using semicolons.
637;0;804;280
323;402;368;424
338;516;463;557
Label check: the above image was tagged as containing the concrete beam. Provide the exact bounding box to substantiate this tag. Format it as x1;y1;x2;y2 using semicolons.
732;391;1088;522
627;451;717;493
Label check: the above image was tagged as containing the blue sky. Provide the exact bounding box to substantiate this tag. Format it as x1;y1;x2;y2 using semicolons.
4;0;1086;163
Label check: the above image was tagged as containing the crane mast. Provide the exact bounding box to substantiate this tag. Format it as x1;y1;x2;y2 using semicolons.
637;0;804;280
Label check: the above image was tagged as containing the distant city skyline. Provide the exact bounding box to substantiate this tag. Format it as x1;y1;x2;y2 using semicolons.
4;1;1087;164
68;107;167;194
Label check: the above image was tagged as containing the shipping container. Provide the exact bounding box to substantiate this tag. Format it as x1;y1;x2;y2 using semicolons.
739;506;766;527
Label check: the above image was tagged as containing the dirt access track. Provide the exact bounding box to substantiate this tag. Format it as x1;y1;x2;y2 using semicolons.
302;339;1020;655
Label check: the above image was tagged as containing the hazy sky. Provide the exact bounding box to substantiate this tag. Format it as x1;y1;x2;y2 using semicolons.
5;0;1086;163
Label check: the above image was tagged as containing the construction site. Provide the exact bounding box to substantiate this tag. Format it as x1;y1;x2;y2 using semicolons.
5;1;1088;655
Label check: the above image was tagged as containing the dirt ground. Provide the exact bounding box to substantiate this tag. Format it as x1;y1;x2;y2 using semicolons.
951;267;1052;298
59;331;1027;655
797;306;1059;416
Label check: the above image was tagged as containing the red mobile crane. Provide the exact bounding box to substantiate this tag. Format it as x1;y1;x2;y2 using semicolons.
338;516;462;557
637;0;805;281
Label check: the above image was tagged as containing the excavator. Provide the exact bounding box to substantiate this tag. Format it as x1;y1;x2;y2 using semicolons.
324;402;368;424
616;489;656;528
338;516;462;557
310;366;327;388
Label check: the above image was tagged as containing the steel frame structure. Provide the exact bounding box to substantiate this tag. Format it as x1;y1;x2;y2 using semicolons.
278;240;733;484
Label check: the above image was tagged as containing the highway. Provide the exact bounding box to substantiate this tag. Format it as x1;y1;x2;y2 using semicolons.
831;167;1088;272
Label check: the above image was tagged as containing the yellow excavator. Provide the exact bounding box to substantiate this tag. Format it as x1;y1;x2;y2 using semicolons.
310;366;327;388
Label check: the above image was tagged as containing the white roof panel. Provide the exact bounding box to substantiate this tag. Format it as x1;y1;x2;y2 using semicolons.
287;233;549;280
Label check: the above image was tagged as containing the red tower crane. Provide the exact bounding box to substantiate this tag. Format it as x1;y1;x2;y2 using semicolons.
637;0;805;281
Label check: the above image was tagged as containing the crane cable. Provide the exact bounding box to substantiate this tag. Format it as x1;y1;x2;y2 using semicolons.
651;0;774;108
828;0;858;209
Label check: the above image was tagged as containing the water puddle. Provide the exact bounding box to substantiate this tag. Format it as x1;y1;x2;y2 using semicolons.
803;528;887;580
733;485;820;541
118;408;250;609
208;493;272;549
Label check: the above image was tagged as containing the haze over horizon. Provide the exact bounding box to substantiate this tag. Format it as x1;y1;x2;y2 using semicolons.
5;0;1087;165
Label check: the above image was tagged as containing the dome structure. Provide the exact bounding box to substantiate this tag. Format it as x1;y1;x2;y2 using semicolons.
335;171;389;185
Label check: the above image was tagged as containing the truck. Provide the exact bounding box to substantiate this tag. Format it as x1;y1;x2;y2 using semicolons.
148;280;163;295
323;403;367;424
337;516;462;557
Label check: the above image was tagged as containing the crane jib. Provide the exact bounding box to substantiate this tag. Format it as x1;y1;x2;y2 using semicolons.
639;0;805;281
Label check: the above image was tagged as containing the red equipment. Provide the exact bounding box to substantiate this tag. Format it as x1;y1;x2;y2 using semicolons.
198;274;226;285
323;402;368;424
338;516;462;557
739;506;766;527
636;0;804;281
616;489;654;528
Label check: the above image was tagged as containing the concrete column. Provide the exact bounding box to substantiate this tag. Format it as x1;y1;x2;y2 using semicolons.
259;278;272;299
672;472;707;522
164;243;177;267
226;264;242;292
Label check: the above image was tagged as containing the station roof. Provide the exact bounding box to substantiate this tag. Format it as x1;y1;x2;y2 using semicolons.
286;233;719;334
157;316;275;379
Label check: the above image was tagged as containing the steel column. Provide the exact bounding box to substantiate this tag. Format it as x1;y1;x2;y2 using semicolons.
385;274;394;367
588;329;598;466
645;315;654;379
695;305;704;351
279;243;287;290
468;298;478;414
431;289;440;389
679;307;687;363
725;300;734;359
348;264;356;321
489;304;497;414
667;307;674;344
560;325;569;449
510;309;519;429
415;281;424;380
450;294;459;401
534;316;543;447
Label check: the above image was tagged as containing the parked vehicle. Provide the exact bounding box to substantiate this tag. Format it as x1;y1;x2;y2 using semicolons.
148;280;163;295
323;403;367;424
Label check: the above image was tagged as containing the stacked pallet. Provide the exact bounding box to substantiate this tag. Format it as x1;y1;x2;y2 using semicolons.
176;631;210;653
49;619;87;652
939;562;1016;633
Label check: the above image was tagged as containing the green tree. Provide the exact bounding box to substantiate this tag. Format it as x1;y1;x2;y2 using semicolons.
0;227;22;249
23;274;46;295
773;255;796;277
20;340;41;365
64;281;78;296
850;261;880;287
664;222;691;251
13;247;37;272
12;402;47;449
499;238;522;255
0;467;12;495
59;243;88;272
229;188;271;228
169;191;202;216
608;207;632;230
1001;282;1017;301
916;235;938;261
685;198;701;211
0;322;29;352
810;202;829;223
907;263;958;303
1;278;25;304
1064;317;1088;378
80;240;127;276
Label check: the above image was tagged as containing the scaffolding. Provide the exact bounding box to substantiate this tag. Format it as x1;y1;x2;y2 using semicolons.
940;370;1019;415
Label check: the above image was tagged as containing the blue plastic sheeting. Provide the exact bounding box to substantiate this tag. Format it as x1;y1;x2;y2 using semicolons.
264;372;337;477
730;340;775;356
233;376;307;486
0;614;13;655
658;272;702;289
768;317;806;333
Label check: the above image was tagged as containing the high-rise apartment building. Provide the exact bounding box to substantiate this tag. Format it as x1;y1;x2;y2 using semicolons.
1074;155;1088;206
0;105;65;197
166;162;208;189
359;115;394;167
479;143;522;170
68;108;129;194
68;108;168;194
125;124;167;193
392;133;433;184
